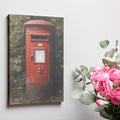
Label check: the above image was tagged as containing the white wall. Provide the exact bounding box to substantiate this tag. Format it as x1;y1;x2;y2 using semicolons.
0;0;120;120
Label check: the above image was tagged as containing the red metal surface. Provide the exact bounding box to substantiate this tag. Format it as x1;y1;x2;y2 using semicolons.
24;20;54;101
30;41;50;84
24;20;55;27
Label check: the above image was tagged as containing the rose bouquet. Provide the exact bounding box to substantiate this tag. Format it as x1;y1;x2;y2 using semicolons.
71;40;120;120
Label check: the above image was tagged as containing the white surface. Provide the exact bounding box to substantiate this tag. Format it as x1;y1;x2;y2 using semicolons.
0;0;120;120
35;49;45;63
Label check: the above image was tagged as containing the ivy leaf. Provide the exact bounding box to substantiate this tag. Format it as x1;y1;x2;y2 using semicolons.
80;65;88;76
116;53;120;62
116;40;119;47
71;87;84;99
99;40;109;49
79;90;95;105
105;49;115;58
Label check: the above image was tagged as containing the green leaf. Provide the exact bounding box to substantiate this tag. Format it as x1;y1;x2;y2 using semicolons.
86;82;91;85
82;76;86;88
85;67;94;80
116;53;120;62
71;87;84;99
102;58;113;67
74;74;80;79
80;65;88;76
77;78;83;82
79;91;95;105
105;49;115;58
102;58;115;67
95;106;104;112
89;67;94;72
86;73;91;79
116;40;119;47
114;48;118;52
102;58;120;70
99;40;109;49
75;68;81;74
100;110;109;119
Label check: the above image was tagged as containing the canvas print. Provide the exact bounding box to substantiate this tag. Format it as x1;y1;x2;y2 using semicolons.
8;14;64;105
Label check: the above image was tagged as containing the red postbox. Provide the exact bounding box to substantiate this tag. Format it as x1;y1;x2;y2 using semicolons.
24;20;55;101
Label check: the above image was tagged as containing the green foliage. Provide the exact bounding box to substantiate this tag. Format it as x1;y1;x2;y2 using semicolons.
100;110;110;119
95;103;120;120
102;58;120;70
49;90;63;103
80;65;88;76
89;67;94;72
71;86;95;105
77;78;83;82
86;82;91;85
74;74;80;79
72;40;120;119
99;40;120;61
116;40;118;47
79;90;95;105
9;15;30;75
116;53;120;62
99;40;109;48
71;87;84;99
75;68;81;73
105;49;115;58
74;65;93;89
74;66;91;83
86;73;91;79
72;65;97;105
95;106;104;112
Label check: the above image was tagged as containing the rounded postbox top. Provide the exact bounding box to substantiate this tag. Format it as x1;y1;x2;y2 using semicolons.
24;19;55;28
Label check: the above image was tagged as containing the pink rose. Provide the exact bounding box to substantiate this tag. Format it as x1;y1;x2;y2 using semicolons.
114;80;120;86
90;71;109;83
96;99;109;106
102;67;110;73
95;79;113;99
94;65;103;72
109;68;120;81
111;88;120;105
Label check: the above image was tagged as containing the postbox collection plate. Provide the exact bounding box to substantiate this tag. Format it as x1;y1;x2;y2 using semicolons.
35;49;45;63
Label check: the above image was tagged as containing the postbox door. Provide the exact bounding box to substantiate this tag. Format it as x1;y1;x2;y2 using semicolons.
30;41;50;84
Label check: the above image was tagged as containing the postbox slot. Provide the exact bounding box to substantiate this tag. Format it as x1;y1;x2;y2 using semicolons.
31;35;48;39
35;49;45;63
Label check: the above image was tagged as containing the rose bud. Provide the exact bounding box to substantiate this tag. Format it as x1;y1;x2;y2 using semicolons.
96;99;109;106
